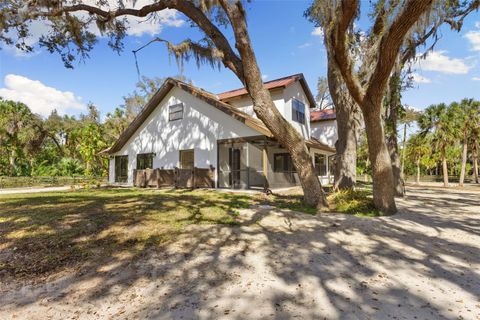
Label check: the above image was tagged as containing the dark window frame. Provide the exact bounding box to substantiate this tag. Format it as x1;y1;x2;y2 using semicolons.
314;153;327;176
273;153;296;173
115;155;128;183
136;153;154;170
179;149;195;169
169;103;184;121
292;98;306;124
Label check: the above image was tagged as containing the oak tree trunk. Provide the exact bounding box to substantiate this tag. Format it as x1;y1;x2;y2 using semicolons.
327;60;357;190
387;135;404;196
442;156;449;187
401;124;407;181
323;0;433;214
459;134;468;187
225;4;326;207
385;71;405;197
365;158;370;183
363;108;397;215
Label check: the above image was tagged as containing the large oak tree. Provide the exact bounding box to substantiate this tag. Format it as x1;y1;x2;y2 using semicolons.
307;0;478;213
384;0;479;195
1;0;327;206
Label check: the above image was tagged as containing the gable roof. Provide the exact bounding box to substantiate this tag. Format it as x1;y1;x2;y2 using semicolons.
310;109;336;122
107;78;273;154
217;73;317;107
305;137;336;153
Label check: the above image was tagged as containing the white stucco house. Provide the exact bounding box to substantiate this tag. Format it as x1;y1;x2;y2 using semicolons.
310;108;337;148
106;74;337;189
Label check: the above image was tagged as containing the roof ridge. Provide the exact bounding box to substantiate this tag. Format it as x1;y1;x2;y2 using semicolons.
165;77;218;99
217;73;304;96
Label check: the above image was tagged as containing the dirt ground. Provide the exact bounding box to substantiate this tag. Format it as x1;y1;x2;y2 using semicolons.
1;186;479;320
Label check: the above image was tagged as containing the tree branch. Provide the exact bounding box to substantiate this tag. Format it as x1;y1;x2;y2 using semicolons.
364;0;433;108
327;0;364;106
400;23;439;65
30;0;244;79
445;0;480;31
132;37;224;76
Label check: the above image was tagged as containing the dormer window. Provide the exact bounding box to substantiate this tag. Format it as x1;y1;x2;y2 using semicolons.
169;103;184;121
292;99;305;124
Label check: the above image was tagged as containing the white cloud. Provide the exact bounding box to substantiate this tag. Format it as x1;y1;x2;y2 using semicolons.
411;73;432;84
298;42;312;49
472;76;480;81
465;30;480;52
475;21;480;29
262;74;269;81
0;74;86;117
76;1;185;37
122;7;184;36
405;105;420;112
311;27;324;37
416;51;471;74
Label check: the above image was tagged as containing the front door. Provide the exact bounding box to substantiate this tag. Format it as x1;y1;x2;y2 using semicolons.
229;148;241;188
115;155;128;183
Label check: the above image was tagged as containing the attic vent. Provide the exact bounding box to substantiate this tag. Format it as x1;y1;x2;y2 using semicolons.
169;103;184;121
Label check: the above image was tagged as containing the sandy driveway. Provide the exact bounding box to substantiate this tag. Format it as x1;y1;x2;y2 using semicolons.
1;186;479;319
0;186;74;195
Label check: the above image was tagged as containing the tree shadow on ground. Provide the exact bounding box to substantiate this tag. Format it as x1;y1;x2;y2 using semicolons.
1;186;479;319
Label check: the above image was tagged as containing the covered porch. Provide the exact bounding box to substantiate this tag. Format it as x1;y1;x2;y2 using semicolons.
217;135;335;190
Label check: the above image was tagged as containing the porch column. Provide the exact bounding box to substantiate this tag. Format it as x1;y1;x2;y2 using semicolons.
246;142;250;189
231;141;234;190
263;138;268;190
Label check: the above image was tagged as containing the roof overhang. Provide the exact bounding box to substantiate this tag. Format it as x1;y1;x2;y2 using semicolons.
106;78;273;154
218;73;317;108
306;138;336;153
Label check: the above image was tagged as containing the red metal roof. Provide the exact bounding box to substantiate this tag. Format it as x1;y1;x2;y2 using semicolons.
218;75;300;101
310;109;336;122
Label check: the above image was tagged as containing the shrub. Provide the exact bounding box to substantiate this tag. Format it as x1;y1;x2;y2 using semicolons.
327;189;381;217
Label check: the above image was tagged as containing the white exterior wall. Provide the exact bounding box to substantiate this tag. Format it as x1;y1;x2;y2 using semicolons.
309;148;336;185
108;158;115;182
223;83;311;139
226;89;284;119
263;145;335;187
283;81;311;139
310;120;338;148
109;87;261;184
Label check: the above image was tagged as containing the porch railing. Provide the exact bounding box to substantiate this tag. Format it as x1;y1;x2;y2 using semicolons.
133;167;215;189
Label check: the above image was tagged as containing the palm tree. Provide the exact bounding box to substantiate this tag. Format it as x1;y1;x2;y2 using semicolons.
406;133;432;184
0;99;37;175
468;101;480;184
455;99;480;186
399;107;420;180
418;103;458;187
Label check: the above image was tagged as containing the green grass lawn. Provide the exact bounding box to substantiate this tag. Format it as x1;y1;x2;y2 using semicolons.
0;188;251;279
0;186;380;280
256;186;381;217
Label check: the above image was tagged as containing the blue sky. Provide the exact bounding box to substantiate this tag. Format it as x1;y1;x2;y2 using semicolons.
0;1;479;119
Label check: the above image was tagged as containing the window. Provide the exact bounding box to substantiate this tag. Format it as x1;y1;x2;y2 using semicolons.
292;99;305;124
136;153;154;170
179;149;194;169
114;155;128;183
273;153;296;172
314;153;327;176
169;103;184;121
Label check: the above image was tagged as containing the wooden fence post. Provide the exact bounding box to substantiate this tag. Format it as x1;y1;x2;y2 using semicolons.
192;167;196;190
174;167;178;189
